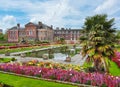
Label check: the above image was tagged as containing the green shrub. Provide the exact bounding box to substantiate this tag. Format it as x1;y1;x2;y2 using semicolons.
11;58;16;61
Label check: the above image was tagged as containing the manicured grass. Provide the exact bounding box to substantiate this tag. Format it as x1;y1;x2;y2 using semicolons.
117;48;120;52
0;46;41;54
0;73;77;87
82;47;120;76
0;45;51;54
0;43;16;46
104;58;120;76
0;45;67;54
109;60;120;76
82;61;92;68
0;58;12;63
82;60;120;76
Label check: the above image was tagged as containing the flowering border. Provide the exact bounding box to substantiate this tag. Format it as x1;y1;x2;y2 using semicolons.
0;63;120;87
0;71;93;87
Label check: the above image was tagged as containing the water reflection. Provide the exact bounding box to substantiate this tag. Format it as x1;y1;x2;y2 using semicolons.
54;53;67;60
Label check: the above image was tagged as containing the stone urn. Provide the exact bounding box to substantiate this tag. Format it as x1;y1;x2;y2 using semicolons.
65;56;71;62
5;52;10;56
42;54;49;60
21;53;26;57
5;49;10;56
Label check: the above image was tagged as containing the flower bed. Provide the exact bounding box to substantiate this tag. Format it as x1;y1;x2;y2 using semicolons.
112;52;120;67
0;45;30;49
22;60;82;71
0;46;5;49
0;63;120;87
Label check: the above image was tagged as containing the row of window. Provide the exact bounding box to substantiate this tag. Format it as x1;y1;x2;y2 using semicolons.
9;31;17;38
19;32;26;36
9;36;17;39
54;31;80;34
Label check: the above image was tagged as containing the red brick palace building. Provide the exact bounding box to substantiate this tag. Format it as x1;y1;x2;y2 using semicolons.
7;22;81;43
8;22;54;42
54;27;81;43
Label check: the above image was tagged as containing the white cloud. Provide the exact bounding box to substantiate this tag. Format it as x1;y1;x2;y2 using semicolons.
0;0;82;28
94;0;120;29
0;0;120;30
28;0;82;28
0;15;17;32
30;0;69;25
94;0;120;15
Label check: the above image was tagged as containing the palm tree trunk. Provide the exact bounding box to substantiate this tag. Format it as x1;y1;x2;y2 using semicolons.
101;57;109;73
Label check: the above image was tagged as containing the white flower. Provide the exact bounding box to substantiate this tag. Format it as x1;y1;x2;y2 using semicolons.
39;70;41;72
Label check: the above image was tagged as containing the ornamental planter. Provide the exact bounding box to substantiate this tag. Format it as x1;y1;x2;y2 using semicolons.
5;49;10;56
5;52;10;56
65;56;71;62
21;53;26;57
42;54;49;60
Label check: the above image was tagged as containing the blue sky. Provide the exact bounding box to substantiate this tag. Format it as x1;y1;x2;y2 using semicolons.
0;0;120;32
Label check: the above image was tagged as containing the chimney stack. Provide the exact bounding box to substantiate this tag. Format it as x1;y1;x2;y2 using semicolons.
38;21;42;25
51;25;53;29
17;23;20;28
56;27;59;30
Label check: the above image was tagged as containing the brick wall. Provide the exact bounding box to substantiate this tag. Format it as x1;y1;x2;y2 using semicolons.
8;29;19;42
38;29;54;41
25;24;37;41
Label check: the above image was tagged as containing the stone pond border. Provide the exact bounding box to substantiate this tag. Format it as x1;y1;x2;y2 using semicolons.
0;71;97;87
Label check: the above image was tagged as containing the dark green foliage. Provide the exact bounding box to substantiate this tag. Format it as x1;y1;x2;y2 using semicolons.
80;14;116;72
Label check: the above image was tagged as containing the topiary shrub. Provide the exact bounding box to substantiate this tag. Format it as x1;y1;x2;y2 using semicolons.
11;58;17;61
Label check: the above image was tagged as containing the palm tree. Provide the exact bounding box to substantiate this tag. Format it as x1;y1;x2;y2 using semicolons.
80;14;116;73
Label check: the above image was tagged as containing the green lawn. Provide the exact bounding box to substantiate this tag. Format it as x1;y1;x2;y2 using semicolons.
0;46;42;54
109;60;120;76
0;45;52;54
82;47;120;76
0;73;77;87
0;45;66;54
82;60;120;76
0;58;13;63
117;48;120;52
0;43;16;46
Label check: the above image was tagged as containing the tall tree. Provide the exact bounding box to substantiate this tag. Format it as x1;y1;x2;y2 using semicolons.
80;14;116;72
0;33;8;42
0;33;4;40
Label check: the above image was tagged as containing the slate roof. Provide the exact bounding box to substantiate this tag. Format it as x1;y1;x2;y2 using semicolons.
25;22;52;29
9;26;25;30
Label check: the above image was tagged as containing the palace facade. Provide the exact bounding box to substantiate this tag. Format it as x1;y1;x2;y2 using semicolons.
8;22;53;42
7;22;81;43
54;27;81;43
